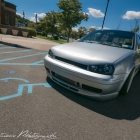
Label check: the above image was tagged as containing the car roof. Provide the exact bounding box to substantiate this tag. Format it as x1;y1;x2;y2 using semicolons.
97;29;136;34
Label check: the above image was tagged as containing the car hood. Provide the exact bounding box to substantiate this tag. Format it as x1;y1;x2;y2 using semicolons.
51;42;132;65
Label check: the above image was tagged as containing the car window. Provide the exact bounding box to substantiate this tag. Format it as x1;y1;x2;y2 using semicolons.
80;30;135;50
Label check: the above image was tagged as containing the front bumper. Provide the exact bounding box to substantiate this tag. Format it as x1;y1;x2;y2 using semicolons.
44;55;127;101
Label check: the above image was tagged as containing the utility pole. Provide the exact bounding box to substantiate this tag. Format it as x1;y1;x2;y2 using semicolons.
102;0;110;30
23;11;25;24
35;13;37;24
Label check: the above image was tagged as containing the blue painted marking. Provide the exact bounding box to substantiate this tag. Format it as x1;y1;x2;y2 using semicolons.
4;79;9;83
0;63;44;66
9;70;15;74
0;78;29;83
24;83;52;94
31;60;44;64
0;47;16;49
0;52;47;62
0;82;52;101
0;49;33;54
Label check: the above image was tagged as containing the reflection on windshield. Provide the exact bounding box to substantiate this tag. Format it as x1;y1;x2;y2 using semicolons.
80;30;135;50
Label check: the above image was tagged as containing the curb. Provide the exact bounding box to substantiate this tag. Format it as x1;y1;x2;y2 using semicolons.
0;41;31;49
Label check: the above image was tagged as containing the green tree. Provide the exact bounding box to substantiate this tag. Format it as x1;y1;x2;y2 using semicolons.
70;30;78;39
89;27;96;33
28;21;36;29
131;19;139;33
78;26;87;38
131;26;139;33
15;18;18;24
57;0;88;42
16;14;30;24
39;11;58;37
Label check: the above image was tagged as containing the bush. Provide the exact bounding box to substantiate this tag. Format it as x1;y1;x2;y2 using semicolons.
37;31;46;36
53;35;59;40
23;27;37;37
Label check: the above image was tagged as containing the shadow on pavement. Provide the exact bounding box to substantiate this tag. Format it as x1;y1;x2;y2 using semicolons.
46;72;140;120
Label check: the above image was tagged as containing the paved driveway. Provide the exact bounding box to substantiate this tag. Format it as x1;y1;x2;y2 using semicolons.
0;44;140;140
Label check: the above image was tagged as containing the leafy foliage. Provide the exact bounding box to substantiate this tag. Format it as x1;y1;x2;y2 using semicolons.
131;19;139;33
16;14;30;24
28;22;37;29
78;26;87;38
57;0;88;42
23;27;37;37
89;27;96;33
131;26;139;33
39;11;58;36
70;30;78;39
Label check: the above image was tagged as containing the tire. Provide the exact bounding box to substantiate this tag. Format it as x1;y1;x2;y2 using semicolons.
119;69;135;95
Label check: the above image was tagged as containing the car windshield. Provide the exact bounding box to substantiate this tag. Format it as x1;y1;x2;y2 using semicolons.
79;30;135;50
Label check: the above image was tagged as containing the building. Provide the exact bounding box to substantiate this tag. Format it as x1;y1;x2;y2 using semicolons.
0;0;16;26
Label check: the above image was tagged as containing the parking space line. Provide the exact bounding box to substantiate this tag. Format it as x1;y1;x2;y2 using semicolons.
0;52;47;62
0;47;16;49
0;63;44;66
0;49;33;54
0;78;29;82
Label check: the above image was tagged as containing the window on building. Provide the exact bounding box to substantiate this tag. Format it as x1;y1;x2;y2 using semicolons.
5;13;10;25
12;15;15;26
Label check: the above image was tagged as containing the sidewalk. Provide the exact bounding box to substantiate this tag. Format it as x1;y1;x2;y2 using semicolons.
0;34;59;51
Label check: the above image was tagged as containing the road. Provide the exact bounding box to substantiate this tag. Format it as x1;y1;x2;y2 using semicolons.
0;43;140;140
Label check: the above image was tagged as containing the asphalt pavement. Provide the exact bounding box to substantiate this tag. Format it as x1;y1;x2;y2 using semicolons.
0;42;140;140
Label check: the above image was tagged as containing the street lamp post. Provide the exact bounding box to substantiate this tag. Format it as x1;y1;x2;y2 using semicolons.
102;0;110;30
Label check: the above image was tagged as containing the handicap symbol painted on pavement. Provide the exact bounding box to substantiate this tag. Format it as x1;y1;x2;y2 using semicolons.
0;78;53;101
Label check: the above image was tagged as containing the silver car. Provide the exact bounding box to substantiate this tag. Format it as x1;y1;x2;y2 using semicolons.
44;30;140;101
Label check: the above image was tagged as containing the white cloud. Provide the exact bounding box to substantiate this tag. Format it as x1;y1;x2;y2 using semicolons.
97;27;110;30
89;26;110;30
88;8;104;18
29;13;46;22
16;12;26;18
122;11;140;20
83;12;90;16
90;26;96;29
72;27;78;32
36;13;46;19
29;17;36;22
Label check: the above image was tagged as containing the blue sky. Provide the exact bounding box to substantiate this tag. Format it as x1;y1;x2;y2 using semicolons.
6;0;140;31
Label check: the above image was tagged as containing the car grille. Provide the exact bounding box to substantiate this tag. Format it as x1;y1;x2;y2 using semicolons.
82;84;102;93
55;56;87;70
51;71;79;92
52;71;77;86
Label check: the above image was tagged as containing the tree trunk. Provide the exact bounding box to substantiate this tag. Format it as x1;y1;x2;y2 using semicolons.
67;29;71;43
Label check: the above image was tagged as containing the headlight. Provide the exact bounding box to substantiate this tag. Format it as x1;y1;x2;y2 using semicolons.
48;49;53;58
89;64;114;75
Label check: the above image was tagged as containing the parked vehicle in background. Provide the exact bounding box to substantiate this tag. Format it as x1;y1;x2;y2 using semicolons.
44;30;140;101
